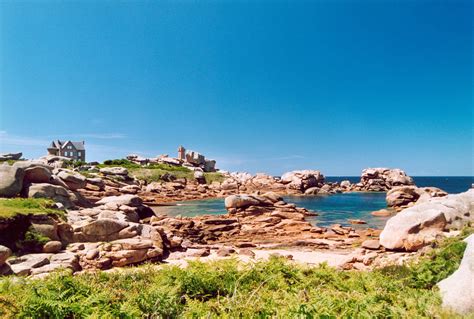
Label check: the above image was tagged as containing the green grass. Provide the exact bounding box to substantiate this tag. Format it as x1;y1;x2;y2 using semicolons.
16;227;51;252
0;198;64;219
130;168;194;183
0;230;471;318
97;159;225;184
204;172;226;184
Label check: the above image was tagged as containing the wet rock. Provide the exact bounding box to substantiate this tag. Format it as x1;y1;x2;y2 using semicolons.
348;219;367;224
371;209;393;217
225;195;262;209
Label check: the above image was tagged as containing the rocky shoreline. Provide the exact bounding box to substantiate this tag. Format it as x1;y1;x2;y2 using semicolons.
0;156;472;295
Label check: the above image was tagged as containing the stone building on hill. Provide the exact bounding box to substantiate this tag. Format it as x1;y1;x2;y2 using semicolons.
47;140;86;162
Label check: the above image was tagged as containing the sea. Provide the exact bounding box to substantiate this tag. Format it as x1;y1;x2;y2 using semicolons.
152;176;473;229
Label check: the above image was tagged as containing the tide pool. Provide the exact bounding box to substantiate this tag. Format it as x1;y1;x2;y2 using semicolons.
152;192;389;229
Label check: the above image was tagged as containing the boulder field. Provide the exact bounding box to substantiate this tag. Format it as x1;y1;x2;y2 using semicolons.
380;189;473;251
0;158;468;275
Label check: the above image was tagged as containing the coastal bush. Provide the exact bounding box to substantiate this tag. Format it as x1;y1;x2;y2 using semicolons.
99;159;141;169
15;226;51;253
0;231;471;318
64;160;87;168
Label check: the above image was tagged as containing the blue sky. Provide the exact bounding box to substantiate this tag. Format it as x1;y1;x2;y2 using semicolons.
0;0;472;176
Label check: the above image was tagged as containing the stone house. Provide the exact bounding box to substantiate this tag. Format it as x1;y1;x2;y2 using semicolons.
47;140;86;162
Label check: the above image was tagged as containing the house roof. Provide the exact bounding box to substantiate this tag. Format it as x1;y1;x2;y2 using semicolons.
49;140;85;151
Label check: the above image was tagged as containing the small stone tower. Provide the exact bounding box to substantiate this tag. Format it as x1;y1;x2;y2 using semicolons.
178;145;186;160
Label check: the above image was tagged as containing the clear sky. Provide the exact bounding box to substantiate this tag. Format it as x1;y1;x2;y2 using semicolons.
0;0;472;176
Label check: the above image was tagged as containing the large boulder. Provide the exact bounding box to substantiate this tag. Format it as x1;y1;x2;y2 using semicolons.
75;219;129;242
24;165;53;184
27;183;74;208
224;195;262;209
96;195;143;207
57;170;87;190
0;163;25;197
437;234;474;315
280;170;325;192
386;186;448;209
380;190;474;251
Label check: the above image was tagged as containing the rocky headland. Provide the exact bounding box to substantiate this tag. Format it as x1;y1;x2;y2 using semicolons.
0;153;472;313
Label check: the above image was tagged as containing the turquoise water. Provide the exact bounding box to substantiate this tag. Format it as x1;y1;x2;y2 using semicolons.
152;192;389;229
151;177;473;229
284;193;388;229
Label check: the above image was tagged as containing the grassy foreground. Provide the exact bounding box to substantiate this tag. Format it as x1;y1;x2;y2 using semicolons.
0;198;63;219
0;230;471;318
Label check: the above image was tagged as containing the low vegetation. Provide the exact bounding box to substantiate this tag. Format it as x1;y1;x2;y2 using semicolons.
0;230;471;318
0;198;64;219
98;159;225;185
16;227;51;253
0;159;23;166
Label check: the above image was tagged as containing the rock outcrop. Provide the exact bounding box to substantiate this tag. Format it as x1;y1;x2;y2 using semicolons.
357;168;414;191
280;170;325;193
386;186;448;210
437;234;474;315
27;183;74;208
380;189;473;251
0;163;25;197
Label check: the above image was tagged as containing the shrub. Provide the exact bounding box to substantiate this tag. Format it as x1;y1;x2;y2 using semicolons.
0;231;470;318
16;227;50;253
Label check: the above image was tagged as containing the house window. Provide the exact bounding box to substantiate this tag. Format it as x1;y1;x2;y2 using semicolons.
67;145;72;149
77;151;81;157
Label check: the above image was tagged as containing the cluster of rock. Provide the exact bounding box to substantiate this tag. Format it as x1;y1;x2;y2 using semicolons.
218;170;328;195
0;160;90;208
380;189;473;251
152;193;374;250
385;185;448;210
354;168;414;191
126;146;217;172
